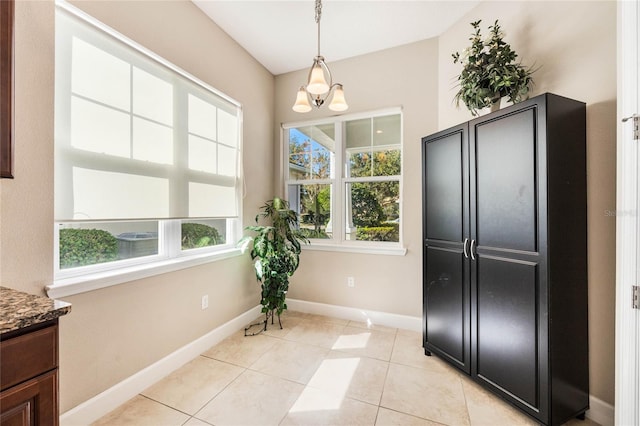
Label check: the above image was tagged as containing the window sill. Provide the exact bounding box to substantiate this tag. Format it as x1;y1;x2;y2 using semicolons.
46;247;244;299
302;242;407;256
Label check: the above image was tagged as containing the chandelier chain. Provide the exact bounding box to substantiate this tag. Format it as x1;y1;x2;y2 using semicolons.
315;0;322;24
315;0;322;57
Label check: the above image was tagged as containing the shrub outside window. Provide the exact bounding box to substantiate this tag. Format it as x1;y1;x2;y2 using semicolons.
284;109;402;248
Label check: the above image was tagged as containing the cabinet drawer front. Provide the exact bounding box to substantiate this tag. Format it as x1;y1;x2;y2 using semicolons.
0;326;57;391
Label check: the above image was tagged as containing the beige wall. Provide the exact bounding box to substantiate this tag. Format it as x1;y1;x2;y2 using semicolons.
0;0;274;412
0;0;616;413
275;0;616;406
274;39;440;317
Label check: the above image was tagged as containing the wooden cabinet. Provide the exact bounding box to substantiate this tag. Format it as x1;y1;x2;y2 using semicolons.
422;93;589;426
0;321;60;426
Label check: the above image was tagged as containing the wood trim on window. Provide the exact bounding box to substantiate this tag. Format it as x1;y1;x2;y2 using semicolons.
1;0;14;178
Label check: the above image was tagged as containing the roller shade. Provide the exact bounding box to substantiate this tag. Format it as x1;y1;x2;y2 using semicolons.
54;4;241;221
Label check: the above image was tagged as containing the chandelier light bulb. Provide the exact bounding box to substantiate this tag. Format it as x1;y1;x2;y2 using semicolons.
292;87;312;113
328;84;348;112
306;62;330;95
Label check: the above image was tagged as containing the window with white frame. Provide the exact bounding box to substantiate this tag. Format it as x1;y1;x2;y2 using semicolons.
284;109;402;248
53;2;242;280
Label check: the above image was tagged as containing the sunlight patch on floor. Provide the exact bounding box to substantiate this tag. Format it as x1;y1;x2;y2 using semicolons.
332;332;371;350
288;357;360;413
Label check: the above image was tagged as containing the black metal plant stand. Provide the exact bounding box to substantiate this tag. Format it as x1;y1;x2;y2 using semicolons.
244;309;283;336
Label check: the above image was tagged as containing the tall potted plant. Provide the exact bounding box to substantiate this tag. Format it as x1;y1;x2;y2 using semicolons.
239;197;308;334
452;20;536;115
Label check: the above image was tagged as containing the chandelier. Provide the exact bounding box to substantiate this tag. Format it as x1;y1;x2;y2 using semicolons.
292;0;348;113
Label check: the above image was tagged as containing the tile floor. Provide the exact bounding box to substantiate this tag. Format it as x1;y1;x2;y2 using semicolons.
93;311;599;426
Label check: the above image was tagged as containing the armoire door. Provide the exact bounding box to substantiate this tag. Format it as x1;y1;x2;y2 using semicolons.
422;123;470;374
469;104;548;419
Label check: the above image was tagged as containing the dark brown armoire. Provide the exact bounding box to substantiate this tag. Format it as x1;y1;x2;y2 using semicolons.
421;93;589;426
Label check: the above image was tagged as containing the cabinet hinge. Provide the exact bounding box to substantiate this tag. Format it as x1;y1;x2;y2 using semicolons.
633;285;640;310
622;114;639;140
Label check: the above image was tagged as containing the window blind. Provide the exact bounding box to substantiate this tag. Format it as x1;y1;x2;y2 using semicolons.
54;4;241;221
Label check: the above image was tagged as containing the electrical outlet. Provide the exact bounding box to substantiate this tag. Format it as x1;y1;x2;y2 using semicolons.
347;277;355;288
201;294;209;310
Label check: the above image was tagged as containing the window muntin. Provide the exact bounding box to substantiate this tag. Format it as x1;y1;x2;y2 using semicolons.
53;2;242;279
284;110;402;247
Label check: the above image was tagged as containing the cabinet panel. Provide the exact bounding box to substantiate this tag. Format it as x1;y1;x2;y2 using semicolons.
424;246;468;371
424;130;464;242
0;370;57;426
476;257;538;408
475;109;537;252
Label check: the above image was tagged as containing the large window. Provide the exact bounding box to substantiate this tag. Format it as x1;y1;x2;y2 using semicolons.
284;109;402;251
53;2;242;284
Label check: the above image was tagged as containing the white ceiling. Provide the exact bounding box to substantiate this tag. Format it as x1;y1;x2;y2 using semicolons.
192;1;480;75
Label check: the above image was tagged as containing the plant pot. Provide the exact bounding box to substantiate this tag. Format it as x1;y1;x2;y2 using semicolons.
490;99;502;113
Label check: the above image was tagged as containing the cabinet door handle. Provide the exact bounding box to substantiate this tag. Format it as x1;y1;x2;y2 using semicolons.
470;239;477;260
463;238;469;258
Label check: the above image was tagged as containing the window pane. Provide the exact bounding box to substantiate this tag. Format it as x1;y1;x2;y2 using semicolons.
288;124;334;180
188;134;217;174
72;167;169;220
345;118;371;150
350;149;401;178
71;37;130;110
71;96;130;157
188;94;217;140
181;219;226;250
346;114;401;177
218;109;238;147
189;183;237;217
133;67;173;126
345;181;400;242
133;117;173;164
218;145;237;177
288;184;332;239
58;221;158;269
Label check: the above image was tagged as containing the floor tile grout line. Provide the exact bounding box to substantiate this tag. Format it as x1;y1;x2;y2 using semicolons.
378;406;451;426
460;373;474;426
137;393;193;417
189;364;250;422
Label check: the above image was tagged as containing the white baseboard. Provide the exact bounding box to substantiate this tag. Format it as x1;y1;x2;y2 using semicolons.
587;395;614;426
286;298;422;332
60;305;262;426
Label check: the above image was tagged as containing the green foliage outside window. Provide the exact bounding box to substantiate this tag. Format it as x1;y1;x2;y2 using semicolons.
59;228;118;269
356;223;399;242
181;223;224;249
351;184;386;227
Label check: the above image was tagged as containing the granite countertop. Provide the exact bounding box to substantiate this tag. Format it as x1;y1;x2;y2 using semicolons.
0;286;71;335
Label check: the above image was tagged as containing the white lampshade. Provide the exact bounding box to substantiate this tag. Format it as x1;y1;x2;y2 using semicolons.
307;63;330;95
292;87;312;113
328;84;348;112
